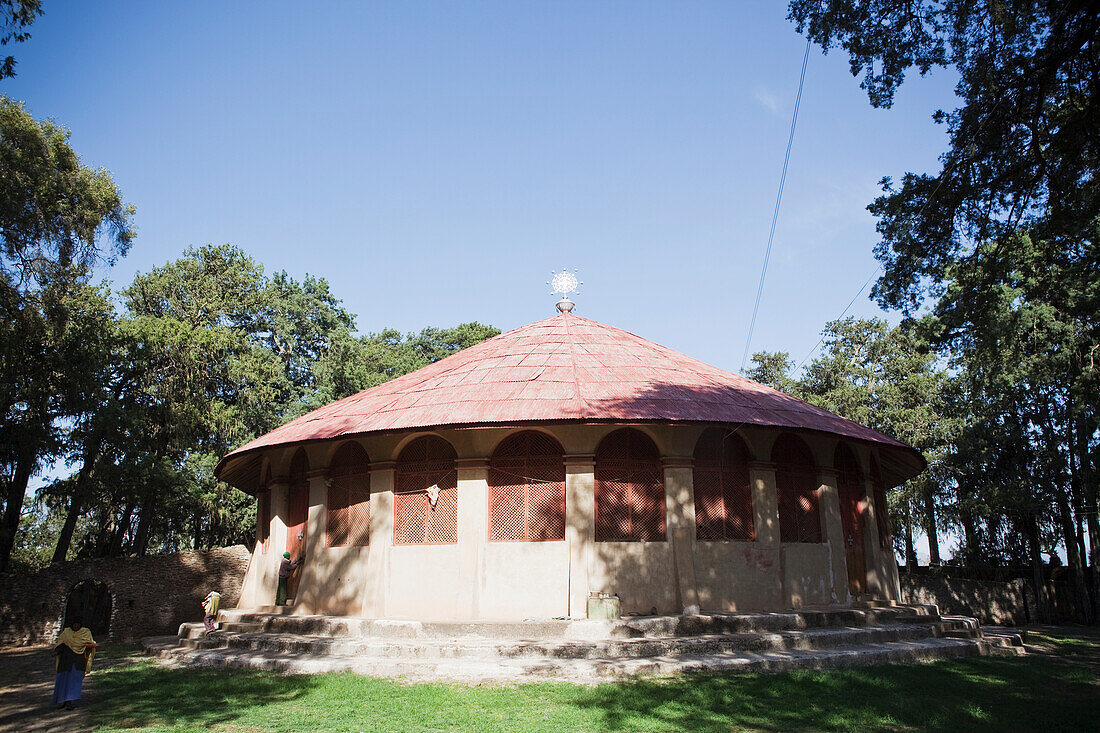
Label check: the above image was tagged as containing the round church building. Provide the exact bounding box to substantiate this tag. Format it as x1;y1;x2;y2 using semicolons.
217;302;923;620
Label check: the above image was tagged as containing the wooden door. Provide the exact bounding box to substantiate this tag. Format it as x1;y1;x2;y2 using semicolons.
837;477;867;595
286;481;309;558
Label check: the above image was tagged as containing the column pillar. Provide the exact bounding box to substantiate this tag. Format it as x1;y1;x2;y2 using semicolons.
265;479;289;609
456;457;489;619
817;468;848;604
749;461;783;608
663;457;699;614
292;469;329;613
363;461;395;618
861;476;886;597
565;454;595;618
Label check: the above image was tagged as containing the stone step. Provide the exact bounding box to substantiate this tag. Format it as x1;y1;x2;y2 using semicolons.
173;623;951;661
208;605;941;642
141;635;992;682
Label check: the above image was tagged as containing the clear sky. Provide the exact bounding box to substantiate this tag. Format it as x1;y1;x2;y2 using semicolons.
8;0;959;372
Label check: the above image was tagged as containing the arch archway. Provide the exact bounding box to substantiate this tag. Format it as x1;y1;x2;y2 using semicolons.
595;429;665;542
394;435;458;545
772;433;821;543
693;428;754;541
64;580;112;639
489;431;566;542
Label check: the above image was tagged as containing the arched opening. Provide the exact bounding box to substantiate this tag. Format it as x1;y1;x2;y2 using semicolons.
328;442;371;547
489;431;566;542
287;449;310;558
595;429;665;542
870;455;891;549
64;580;112;639
835;442;867;594
395;436;458;545
772;433;821;543
693;428;754;541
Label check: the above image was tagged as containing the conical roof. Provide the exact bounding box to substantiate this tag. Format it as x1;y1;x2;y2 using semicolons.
216;312;923;489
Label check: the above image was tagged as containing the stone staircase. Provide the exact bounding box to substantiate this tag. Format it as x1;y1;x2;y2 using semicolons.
141;602;1023;682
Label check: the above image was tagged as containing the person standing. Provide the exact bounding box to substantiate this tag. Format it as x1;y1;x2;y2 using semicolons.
202;591;221;632
52;618;97;709
276;552;302;606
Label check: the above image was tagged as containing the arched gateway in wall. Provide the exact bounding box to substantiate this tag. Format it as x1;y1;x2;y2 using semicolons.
218;303;924;620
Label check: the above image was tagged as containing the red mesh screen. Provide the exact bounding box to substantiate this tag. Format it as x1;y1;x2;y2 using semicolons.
489;431;566;542
772;434;821;543
693;428;754;541
328;443;371;547
394;436;458;545
871;456;891;549
595;429;665;542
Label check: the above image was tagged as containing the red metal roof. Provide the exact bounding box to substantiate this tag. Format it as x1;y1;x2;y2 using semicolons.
217;312;923;488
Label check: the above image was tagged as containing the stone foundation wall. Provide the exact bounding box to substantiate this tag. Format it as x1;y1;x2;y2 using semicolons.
0;545;251;646
900;574;1031;625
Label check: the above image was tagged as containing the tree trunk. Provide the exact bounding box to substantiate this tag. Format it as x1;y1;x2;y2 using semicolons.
0;450;37;572
1077;419;1099;620
1026;512;1052;624
904;498;918;570
923;483;940;565
1057;490;1094;624
132;491;158;557
107;502;135;557
52;432;105;563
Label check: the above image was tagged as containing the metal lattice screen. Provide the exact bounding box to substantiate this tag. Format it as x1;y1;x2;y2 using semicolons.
394;436;458;545
327;474;371;547
871;456;891;549
327;443;371;547
772;434;822;543
595;429;666;542
489;431;566;542
693;428;754;541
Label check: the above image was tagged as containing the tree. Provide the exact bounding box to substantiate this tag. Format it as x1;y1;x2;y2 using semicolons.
0;97;135;571
789;0;1099;621
0;1;42;80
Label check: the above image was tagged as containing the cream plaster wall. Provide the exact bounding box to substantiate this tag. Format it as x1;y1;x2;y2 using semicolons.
234;422;908;619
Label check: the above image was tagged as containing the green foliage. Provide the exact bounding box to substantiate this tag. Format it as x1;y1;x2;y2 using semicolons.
744;350;797;393
0;96;135;282
0;1;42;80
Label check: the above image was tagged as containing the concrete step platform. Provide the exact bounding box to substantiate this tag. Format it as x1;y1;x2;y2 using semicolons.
169;623;956;660
141;635;999;682
146;603;1023;681
202;604;944;642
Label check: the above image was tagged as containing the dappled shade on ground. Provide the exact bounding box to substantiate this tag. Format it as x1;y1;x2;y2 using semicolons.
86;632;1099;733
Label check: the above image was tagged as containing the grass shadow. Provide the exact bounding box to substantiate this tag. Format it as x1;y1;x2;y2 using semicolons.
572;656;1099;732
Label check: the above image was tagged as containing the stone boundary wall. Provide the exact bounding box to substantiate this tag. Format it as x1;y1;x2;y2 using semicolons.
0;545;251;646
900;574;1033;625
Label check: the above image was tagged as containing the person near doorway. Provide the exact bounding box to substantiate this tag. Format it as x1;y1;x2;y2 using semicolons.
52;618;97;709
202;591;221;632
276;552;302;606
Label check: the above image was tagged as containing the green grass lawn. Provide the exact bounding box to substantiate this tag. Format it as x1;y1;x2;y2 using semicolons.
90;630;1099;733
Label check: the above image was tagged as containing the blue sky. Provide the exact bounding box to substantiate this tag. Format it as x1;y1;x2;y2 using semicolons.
10;1;962;559
8;0;958;372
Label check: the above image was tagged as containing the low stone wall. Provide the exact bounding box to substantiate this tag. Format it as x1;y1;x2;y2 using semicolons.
0;545;251;645
900;574;1032;625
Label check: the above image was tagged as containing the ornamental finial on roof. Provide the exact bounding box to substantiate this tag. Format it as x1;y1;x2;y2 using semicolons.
547;269;582;313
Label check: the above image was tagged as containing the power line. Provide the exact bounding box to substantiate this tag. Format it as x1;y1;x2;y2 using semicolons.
740;38;812;374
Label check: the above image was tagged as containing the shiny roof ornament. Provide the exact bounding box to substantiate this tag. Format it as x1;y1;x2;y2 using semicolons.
547;268;583;313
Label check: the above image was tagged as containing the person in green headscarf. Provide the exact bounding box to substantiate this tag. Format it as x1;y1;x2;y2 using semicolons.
276;552;302;606
52;617;97;709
